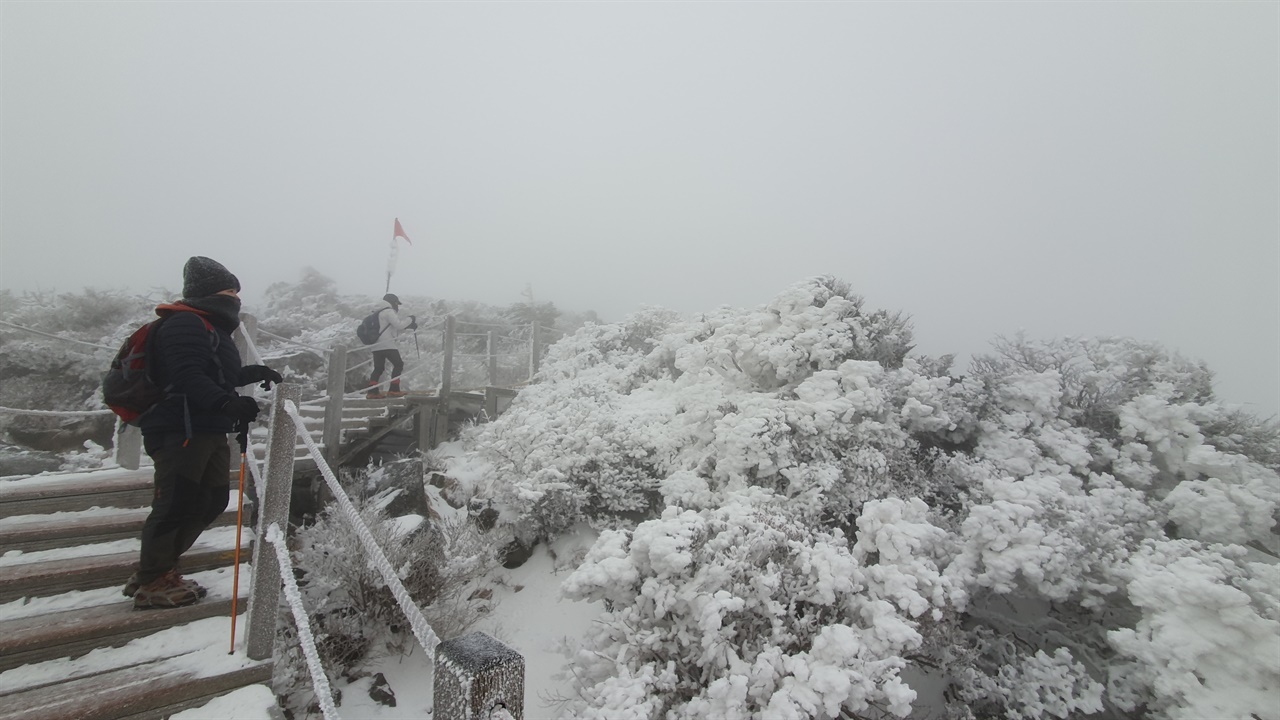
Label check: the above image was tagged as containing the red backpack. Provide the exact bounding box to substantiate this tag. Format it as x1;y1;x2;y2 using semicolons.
102;310;217;426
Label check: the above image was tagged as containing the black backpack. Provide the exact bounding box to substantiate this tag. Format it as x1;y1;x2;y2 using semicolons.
102;312;217;425
356;308;388;345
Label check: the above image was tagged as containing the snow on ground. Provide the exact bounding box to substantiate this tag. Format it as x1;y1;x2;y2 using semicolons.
328;528;604;720
171;684;279;720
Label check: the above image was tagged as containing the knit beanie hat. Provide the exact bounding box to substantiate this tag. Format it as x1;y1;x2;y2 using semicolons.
183;256;241;299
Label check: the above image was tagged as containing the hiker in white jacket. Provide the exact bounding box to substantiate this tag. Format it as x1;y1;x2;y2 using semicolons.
365;293;417;398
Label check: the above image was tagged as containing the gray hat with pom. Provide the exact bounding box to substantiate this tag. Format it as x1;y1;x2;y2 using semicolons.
182;256;240;299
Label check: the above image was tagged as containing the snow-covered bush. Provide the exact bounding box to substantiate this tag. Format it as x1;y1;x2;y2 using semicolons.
463;277;1279;719
560;499;949;719
277;492;498;715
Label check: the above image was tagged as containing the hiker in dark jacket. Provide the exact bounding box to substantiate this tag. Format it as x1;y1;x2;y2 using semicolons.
126;256;282;609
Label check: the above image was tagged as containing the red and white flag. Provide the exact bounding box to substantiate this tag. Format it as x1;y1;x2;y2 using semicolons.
393;218;412;245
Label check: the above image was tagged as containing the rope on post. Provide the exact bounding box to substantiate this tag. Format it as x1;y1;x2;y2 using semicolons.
257;329;332;356
0;406;115;417
265;523;341;720
284;400;442;660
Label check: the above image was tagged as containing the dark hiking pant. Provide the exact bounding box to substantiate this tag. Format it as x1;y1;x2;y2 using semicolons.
138;433;231;585
371;349;404;385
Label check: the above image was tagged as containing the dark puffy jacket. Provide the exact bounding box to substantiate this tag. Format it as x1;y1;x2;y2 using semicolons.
139;307;243;438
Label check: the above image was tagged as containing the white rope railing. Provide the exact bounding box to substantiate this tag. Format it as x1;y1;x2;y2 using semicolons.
340;357;438;400
265;523;341;720
283;400;442;659
453;319;525;331
257;329;331;356
0;319;117;350
0;405;115;417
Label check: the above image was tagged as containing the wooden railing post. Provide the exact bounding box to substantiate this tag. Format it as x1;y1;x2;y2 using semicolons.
528;323;542;381
436;316;454;445
114;419;141;470
484;387;499;421
411;396;437;451
434;632;524;720
487;330;497;387
322;344;347;469
234;313;259;363
246;382;299;661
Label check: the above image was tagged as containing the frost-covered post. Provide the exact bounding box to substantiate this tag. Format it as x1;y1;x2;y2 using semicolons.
412;395;437;450
528;323;542;380
484;386;499;421
437;315;454;445
322;343;347;468
114;419;141;470
487;330;497;387
234;312;258;361
433;632;524;720
246;382;299;661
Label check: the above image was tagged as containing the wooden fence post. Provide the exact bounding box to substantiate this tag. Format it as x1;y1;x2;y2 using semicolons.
483;387;499;421
234;313;258;362
246;382;299;661
528;323;542;381
487;330;497;387
434;632;525;720
436;316;454;445
114;420;141;471
322;344;347;469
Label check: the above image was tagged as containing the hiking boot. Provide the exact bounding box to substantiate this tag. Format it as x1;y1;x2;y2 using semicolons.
133;570;200;610
123;572;207;598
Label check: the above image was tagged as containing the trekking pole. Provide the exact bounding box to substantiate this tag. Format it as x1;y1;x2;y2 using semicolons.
229;420;250;654
413;328;421;358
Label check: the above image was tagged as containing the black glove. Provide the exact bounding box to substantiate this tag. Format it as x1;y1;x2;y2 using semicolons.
240;364;283;389
220;395;261;424
407;315;418;331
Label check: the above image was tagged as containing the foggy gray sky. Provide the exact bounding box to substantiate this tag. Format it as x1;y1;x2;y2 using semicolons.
2;2;1277;417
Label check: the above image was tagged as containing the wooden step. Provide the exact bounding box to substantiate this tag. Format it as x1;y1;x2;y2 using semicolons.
0;546;245;603
0;594;246;672
0;503;252;554
0;655;273;720
0;472;154;519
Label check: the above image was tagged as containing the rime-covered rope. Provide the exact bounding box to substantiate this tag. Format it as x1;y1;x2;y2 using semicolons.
256;330;331;356
284;400;442;659
0;320;116;350
0;405;115;417
339;358;436;400
265;523;341;720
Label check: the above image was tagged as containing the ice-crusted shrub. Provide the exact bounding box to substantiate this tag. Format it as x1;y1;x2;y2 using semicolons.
276;495;497;715
472;279;968;541
1106;540;1280;720
560;499;956;719
462;281;1278;718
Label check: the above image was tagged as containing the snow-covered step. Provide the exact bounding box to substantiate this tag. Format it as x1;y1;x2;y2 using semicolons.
0;638;272;720
0;470;155;519
0;528;251;604
0;502;251;553
0;584;247;672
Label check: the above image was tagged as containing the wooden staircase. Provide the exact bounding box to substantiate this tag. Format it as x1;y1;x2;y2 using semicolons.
0;468;275;719
252;395;411;473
